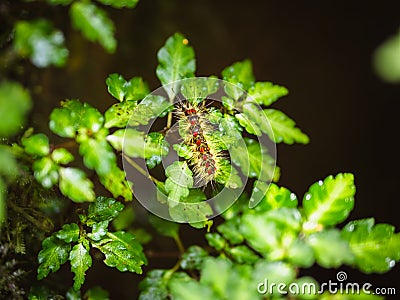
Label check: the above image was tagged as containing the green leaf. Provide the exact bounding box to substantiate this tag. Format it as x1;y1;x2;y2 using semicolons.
51;148;74;164
156;33;195;86
199;257;259;300
97;231;147;273
87;196;124;223
59;167;95;202
148;215;180;238
180;77;219;104
88;221;109;241
180;246;208;270
263;109;309;144
246;81;288;106
169;277;215;300
37;236;71;280
22;133;50;157
79;137;116;176
69;242;92;290
251;182;298;212
168;190;212;227
225;245;259;264
0;81;31;137
138;269;169;300
112;205;135;231
306;229;354;268
286;238;315;268
289;276;320;300
49;100;102;137
96;0;139;8
104;101;137;128
253;261;296;295
99;165;133;201
235;103;263;136
70;2;116;53
217;218;244;245
106;74;149;102
128;95;171;126
14;19;68;67
303;173;355;232
84;286;110;300
55;223;80;243
230;138;278;182
222;59;254;89
33;157;59;188
373;29;400;83
0;145;19;180
205;232;226;250
165;161;193;204
240;213;281;254
342;218;400;273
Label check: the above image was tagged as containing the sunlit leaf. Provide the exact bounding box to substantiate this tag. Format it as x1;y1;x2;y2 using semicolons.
37;236;71;280
342;218;400;273
51;148;74;165
33;157;59;188
87;196;124;223
303;173;355;232
164;161;193;204
104;101;137;128
263;109;309;144
22;133;50;157
0;81;31;137
69;242;92;290
70;2;116;53
14;19;68;67
59;167;95;202
306;229;354;268
55;223;80;243
156;33;195;86
246;81;288;106
97;231;147;273
106;73;149;102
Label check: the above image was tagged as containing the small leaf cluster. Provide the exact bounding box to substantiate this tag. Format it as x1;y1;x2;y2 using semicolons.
37;196;147;291
144;33;310;226
11;0;139;68
139;173;400;299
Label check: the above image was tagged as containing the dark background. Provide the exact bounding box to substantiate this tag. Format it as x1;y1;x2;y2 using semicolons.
11;0;400;298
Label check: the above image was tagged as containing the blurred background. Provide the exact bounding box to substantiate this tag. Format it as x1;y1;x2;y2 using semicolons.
4;0;400;298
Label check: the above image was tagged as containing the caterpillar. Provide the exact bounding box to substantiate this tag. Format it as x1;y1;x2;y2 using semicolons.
175;101;224;186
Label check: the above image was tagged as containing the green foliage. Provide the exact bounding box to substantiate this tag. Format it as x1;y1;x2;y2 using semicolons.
373;27;400;83
10;0;139;67
70;2;116;53
14;19;68;68
37;197;146;290
139;173;400;299
342;218;400;273
106;73;149;102
156;33;195;89
0;81;32;138
1;25;399;300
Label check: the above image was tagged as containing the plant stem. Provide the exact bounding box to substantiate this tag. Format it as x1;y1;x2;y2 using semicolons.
166;111;173;129
122;154;161;185
173;235;185;254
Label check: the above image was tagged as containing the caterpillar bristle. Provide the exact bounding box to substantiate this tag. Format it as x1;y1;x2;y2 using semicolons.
175;100;224;186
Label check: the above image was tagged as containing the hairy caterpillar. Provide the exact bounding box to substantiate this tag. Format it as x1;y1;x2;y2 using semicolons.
175;101;224;186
